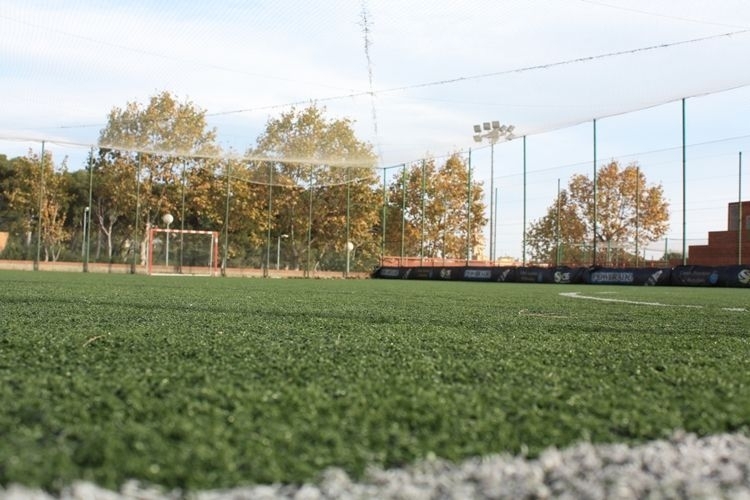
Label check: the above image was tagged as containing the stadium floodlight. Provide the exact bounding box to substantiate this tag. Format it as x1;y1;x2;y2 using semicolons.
471;121;515;262
162;213;174;267
345;241;355;277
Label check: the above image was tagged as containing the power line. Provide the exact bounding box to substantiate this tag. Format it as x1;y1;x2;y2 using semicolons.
576;0;750;30
205;28;750;118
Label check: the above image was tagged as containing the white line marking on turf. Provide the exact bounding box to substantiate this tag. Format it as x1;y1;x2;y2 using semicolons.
559;291;703;308
722;307;748;312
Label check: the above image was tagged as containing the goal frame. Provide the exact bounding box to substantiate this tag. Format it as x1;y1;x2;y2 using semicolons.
148;228;220;276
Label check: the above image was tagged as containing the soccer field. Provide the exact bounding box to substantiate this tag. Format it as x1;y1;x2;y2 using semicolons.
0;271;748;493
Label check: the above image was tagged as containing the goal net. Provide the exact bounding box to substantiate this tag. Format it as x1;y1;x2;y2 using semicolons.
148;228;220;276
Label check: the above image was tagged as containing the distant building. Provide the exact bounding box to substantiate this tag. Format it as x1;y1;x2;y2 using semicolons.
688;201;750;266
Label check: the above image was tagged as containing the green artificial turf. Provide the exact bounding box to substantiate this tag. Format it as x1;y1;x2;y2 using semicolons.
0;270;748;492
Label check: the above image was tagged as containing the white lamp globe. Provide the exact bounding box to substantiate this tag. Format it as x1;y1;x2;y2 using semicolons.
162;213;174;226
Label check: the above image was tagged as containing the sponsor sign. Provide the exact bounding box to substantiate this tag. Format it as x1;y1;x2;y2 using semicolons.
376;264;743;287
463;269;492;281
590;270;635;284
670;266;721;286
378;267;401;278
516;267;555;283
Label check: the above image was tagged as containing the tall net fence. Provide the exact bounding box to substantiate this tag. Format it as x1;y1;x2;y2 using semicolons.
2;130;747;275
3;2;750;273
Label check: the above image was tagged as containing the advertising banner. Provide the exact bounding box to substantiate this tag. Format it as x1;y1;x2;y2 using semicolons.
403;267;434;280
372;267;403;279
515;267;556;283
552;266;586;284
670;266;721;286
585;267;671;285
671;265;750;287
375;264;744;287
494;267;517;282
719;266;750;288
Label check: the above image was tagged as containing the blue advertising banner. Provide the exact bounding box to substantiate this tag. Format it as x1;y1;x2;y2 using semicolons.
372;264;744;287
515;267;555;283
372;267;404;279
552;267;586;284
670;266;721;286
585;267;671;285
671;265;750;287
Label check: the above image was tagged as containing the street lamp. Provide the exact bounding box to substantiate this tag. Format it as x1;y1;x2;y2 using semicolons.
473;121;514;262
345;240;354;277
82;206;90;272
162;213;174;267
277;234;288;270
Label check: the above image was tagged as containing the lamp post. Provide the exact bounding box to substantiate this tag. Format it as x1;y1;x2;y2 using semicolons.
473;121;514;262
345;241;354;277
162;213;173;267
82;206;90;272
277;234;288;270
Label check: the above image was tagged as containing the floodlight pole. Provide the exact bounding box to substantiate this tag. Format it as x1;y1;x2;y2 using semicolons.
593;119;598;267
467;149;472;265
265;164;273;278
83;207;90;267
84;148;94;273
346;167;351;277
681;98;687;265
472;122;514;262
420;160;426;266
82;207;89;260
556;178;561;267
635;166;640;266
132;153;141;274
522;136;527;267
277;234;288;270
381;168;387;262
739;151;743;265
34;141;45;271
400;164;406;266
162;213;174;268
179;161;187;274
222;161;231;276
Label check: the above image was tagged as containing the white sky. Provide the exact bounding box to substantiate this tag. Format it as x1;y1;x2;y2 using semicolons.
2;0;750;260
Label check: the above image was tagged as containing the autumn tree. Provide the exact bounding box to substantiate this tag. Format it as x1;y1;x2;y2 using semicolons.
526;160;669;266
385;153;487;260
249;105;381;272
96;91;220;263
1;149;70;261
0;154;23;234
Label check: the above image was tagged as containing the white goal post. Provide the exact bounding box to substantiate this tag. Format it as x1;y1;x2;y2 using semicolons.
148;228;220;276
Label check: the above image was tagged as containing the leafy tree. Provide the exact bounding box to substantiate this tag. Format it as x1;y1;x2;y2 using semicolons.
0;154;23;232
385;153;487;260
96;91;220;263
2;150;70;261
250;105;380;271
526;160;669;266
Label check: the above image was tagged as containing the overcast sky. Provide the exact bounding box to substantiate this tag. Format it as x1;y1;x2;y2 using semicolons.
3;0;750;259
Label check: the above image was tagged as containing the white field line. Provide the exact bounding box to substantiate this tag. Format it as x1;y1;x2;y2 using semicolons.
560;292;747;312
559;291;703;308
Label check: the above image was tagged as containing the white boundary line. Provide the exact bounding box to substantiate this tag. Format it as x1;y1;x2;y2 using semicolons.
559;291;703;308
559;292;747;312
